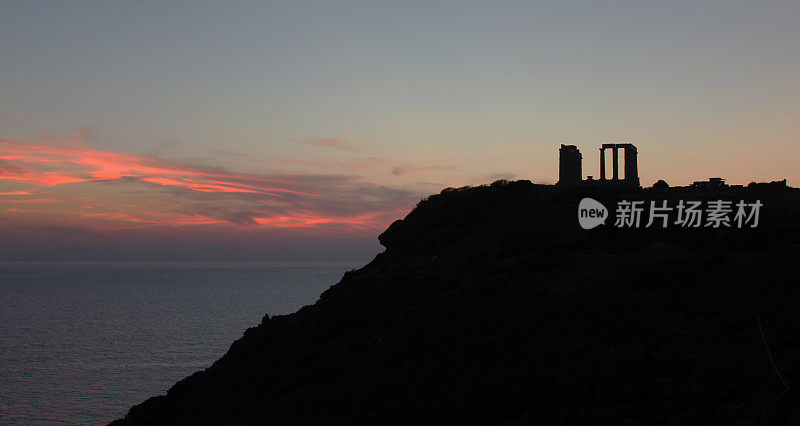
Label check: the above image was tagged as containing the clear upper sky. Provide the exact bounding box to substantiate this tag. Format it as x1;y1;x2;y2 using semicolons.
1;1;798;260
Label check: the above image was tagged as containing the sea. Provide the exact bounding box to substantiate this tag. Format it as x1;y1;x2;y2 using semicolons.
0;261;359;425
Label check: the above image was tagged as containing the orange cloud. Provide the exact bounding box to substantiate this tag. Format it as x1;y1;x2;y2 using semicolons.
0;137;422;233
0;138;315;196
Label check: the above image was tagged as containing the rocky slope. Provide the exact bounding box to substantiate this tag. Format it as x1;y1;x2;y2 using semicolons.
112;180;800;425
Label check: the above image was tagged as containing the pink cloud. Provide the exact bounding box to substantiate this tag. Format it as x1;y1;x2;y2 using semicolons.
0;138;315;195
0;190;34;195
0;137;423;231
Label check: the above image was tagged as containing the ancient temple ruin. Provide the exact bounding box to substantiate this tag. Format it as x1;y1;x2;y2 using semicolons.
599;143;639;186
557;143;640;187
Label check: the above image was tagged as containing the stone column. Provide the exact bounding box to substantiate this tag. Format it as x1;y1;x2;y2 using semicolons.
612;145;619;180
623;144;639;186
599;148;606;180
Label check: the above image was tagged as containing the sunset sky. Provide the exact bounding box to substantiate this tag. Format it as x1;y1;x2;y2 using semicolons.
1;1;798;260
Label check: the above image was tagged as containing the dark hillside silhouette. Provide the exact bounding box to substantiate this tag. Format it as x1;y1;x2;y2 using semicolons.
112;181;800;425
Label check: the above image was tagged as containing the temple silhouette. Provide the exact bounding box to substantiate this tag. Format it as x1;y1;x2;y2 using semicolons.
557;143;788;190
558;143;639;187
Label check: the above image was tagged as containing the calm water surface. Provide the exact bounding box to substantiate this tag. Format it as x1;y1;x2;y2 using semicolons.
0;261;357;425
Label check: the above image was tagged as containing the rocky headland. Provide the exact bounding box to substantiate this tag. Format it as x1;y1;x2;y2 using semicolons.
112;180;800;425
